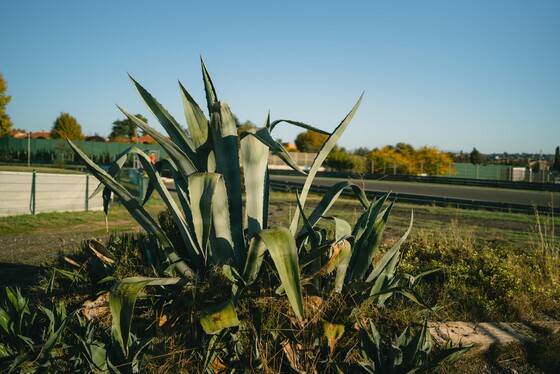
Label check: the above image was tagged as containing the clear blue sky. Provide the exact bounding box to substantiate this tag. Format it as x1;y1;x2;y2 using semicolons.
3;1;559;154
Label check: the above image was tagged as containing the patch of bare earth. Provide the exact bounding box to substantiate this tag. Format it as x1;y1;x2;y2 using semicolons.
0;220;142;288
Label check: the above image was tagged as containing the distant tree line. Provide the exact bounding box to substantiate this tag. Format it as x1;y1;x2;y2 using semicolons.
367;143;455;176
293;131;455;176
3;68;558;175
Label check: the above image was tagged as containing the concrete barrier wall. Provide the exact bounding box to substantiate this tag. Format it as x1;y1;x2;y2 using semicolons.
0;171;104;217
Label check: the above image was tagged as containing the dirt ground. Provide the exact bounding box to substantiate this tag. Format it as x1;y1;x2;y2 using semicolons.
0;202;557;372
0;200;544;289
0;220;140;288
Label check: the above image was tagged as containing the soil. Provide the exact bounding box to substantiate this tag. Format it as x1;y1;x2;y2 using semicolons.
0;199;535;288
0;201;557;372
0;220;141;289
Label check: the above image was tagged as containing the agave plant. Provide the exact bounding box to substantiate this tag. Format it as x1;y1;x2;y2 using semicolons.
68;60;433;367
68;58;359;354
357;318;472;373
0;287;75;372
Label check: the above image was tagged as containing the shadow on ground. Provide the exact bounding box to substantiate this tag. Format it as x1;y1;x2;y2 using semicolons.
0;262;46;289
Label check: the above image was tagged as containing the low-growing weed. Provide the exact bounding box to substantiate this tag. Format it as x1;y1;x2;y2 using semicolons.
401;222;560;322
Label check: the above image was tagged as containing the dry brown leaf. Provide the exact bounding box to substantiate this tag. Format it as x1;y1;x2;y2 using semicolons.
82;292;110;321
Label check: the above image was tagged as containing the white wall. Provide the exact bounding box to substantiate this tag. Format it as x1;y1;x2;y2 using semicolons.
0;171;104;217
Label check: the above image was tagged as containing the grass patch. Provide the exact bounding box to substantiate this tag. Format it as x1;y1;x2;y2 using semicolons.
0;195;167;236
268;191;555;248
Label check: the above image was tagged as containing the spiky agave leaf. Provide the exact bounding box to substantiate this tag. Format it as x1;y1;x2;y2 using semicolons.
129;147;204;268
345;194;393;282
240;130;270;238
128;75;201;170
366;211;413;286
188;173;234;265
201;57;218;115
117;107;199;177
296;181;369;241
89;147;131;230
242;228;304;319
89;147;129;199
367;211;413;305
290;94;363;235
209;100;245;268
179;81;210;152
199;300;240;335
268;118;330;135
145;157;194;225
67;140;195;279
247;126;306;175
109;277;186;357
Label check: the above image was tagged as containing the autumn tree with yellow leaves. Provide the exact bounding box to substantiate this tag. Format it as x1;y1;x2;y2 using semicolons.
0;73;13;137
369;144;454;176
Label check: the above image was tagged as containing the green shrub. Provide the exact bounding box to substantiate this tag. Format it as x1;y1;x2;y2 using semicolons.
400;227;560;322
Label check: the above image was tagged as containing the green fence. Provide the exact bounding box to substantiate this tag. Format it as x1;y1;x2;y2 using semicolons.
0;137;167;165
450;163;512;180
450;163;552;183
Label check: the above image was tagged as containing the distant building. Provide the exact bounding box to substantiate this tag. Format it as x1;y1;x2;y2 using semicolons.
85;135;108;142
9;130;27;139
134;134;156;144
282;142;297;152
529;159;549;171
31;131;50;139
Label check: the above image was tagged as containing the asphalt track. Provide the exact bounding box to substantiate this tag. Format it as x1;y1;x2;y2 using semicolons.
270;175;559;210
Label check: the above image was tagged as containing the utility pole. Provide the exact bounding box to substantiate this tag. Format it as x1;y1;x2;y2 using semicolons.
27;132;31;167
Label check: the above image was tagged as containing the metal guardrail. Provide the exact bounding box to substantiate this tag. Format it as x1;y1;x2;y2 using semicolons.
269;170;560;193
269;180;553;215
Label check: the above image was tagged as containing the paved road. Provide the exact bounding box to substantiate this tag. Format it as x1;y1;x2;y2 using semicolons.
271;175;559;209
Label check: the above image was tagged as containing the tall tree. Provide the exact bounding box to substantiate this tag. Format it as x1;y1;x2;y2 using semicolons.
50;113;84;140
294;130;328;152
395;142;414;156
368;143;454;176
109;114;148;141
414;146;455;175
325;147;366;173
554;146;560;172
354;147;371;156
370;145;412;174
0;73;13;137
469;147;485;165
